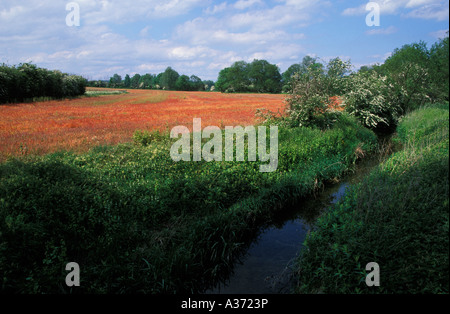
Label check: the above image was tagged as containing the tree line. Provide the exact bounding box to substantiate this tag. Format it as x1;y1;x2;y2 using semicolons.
89;67;215;92
0;63;87;104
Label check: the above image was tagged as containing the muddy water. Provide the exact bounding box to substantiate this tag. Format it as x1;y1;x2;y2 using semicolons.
205;156;381;294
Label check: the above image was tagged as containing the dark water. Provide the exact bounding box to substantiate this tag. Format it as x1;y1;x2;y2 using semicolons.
205;157;380;294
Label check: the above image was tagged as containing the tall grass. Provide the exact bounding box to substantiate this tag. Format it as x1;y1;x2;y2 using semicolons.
0;113;377;293
294;103;449;294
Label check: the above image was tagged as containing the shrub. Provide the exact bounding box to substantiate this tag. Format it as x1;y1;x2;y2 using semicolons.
344;71;401;130
0;63;87;104
284;58;351;130
132;129;165;146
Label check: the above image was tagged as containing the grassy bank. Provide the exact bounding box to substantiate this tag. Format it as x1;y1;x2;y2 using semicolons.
294;103;449;294
0;114;376;293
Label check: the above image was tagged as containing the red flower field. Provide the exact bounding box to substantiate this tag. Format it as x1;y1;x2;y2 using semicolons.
0;89;285;161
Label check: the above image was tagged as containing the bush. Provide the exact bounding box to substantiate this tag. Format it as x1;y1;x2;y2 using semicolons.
0;63;87;104
344;71;401;130
133;129;166;146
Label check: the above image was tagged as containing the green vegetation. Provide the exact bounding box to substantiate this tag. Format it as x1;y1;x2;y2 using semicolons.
256;34;449;133
0;114;376;293
0;63;87;104
84;89;128;97
294;103;449;294
216;59;283;94
95;67;215;92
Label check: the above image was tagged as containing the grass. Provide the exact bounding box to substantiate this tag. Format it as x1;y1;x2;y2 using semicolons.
0;113;377;293
294;102;449;294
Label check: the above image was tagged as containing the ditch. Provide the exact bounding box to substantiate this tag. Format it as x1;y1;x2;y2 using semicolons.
204;149;387;294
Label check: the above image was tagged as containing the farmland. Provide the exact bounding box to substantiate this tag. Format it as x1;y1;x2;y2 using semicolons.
0;88;284;162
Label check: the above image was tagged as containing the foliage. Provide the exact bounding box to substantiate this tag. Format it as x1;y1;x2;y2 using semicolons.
284;57;351;129
160;67;180;91
0;116;376;294
429;33;449;102
0;63;87;104
281;56;319;93
133;129;166;146
344;71;400;129
377;35;449;114
295;103;449;294
216;59;282;93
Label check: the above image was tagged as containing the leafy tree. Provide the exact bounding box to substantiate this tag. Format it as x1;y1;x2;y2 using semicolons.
109;74;122;88
0;63;86;103
189;75;204;91
429;33;449;101
286;61;336;129
202;80;215;91
380;41;431;113
217;60;282;93
282;56;319;92
123;74;131;88
216;61;250;93
139;74;155;89
325;57;352;96
175;75;191;91
131;74;141;89
344;71;400;129
248;59;282;93
160;67;179;90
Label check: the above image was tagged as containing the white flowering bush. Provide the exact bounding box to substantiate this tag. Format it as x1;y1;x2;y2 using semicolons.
344;71;401;129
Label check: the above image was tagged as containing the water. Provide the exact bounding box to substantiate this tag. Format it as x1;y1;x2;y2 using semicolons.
206;157;380;294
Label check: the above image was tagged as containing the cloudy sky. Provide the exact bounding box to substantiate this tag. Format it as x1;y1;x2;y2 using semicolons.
1;0;448;81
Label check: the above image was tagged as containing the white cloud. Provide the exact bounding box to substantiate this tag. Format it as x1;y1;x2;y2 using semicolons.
234;0;262;10
342;0;449;21
430;28;449;39
366;25;398;35
404;3;449;20
205;2;228;15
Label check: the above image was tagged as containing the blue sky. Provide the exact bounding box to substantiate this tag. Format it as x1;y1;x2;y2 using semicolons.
1;0;448;81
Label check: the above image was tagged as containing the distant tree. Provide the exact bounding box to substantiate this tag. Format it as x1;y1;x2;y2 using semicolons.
131;74;141;89
123;74;131;88
0;63;86;103
160;67;179;90
248;59;282;93
139;74;154;89
154;73;163;89
216;61;251;93
282;56;321;92
109;74;122;88
217;60;282;93
189;75;204;91
203;80;215;91
175;75;191;91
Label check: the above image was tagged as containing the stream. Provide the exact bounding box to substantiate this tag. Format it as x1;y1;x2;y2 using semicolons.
205;156;382;294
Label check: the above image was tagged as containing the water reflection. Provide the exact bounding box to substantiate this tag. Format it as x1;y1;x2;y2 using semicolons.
206;157;381;294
